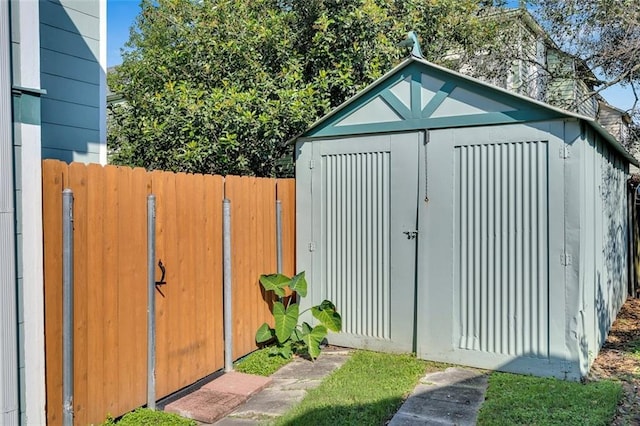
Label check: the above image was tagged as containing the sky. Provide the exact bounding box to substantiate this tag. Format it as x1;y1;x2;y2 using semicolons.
106;0;635;112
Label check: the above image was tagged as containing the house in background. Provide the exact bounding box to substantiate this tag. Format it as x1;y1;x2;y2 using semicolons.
597;100;637;172
457;8;632;149
0;0;106;424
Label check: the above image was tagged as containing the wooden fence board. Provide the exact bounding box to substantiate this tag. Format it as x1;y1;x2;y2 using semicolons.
42;160;67;425
175;172;193;389
42;161;293;424
85;163;105;423
68;162;89;424
101;165;121;416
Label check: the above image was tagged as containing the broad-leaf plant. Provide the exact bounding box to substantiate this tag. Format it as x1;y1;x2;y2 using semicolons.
256;272;341;360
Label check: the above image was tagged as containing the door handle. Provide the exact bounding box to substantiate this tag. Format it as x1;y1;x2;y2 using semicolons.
403;231;418;240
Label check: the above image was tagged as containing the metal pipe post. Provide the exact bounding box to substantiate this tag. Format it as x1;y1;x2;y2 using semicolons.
223;199;233;372
147;195;156;410
62;189;74;426
276;200;283;274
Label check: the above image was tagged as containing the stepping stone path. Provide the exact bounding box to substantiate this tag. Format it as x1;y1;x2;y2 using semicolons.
164;348;351;425
166;352;487;425
389;367;489;426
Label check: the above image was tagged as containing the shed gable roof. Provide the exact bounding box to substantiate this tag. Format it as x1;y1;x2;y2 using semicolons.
301;56;637;166
304;58;567;138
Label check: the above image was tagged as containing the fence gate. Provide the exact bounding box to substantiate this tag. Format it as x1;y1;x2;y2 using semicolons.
306;132;421;352
42;161;295;425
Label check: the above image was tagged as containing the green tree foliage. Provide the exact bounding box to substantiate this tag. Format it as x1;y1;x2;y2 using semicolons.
108;0;501;177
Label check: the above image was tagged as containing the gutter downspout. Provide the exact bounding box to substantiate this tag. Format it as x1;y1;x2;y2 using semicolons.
0;0;19;424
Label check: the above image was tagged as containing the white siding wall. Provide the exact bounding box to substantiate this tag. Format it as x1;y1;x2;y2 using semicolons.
11;0;47;423
1;1;19;424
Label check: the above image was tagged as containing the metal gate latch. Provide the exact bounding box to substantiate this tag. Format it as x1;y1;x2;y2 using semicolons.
403;231;418;239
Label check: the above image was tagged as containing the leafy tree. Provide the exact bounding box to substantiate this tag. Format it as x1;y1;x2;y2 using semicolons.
531;0;640;112
109;0;320;176
108;0;502;177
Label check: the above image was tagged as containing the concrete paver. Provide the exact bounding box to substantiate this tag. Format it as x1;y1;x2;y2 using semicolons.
203;372;272;397
165;369;272;423
389;367;489;426
165;389;246;424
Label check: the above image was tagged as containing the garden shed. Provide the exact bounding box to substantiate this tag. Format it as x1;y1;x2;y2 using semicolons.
295;56;637;380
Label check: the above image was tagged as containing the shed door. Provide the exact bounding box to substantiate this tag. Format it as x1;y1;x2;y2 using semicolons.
311;132;420;352
419;124;552;372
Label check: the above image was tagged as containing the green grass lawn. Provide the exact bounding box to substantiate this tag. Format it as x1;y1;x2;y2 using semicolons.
234;347;292;376
274;350;447;426
101;408;196;425
477;372;622;426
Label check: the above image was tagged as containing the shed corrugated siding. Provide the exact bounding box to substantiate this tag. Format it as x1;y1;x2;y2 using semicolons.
454;141;549;358
321;151;391;339
581;130;628;354
40;0;101;162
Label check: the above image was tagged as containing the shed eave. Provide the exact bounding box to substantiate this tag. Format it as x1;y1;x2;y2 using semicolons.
585;118;639;167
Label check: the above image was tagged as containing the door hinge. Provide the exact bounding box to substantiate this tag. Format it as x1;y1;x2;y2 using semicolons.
309;160;315;169
559;146;570;159
560;253;572;266
308;242;316;252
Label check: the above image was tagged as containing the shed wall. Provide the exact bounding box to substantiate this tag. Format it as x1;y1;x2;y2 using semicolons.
569;121;629;375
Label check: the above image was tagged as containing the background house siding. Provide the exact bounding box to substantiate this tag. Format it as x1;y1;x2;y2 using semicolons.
40;0;103;163
598;105;630;143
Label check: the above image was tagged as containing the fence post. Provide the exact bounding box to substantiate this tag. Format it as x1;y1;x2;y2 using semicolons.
223;199;233;372
62;189;74;426
276;200;283;274
147;195;156;410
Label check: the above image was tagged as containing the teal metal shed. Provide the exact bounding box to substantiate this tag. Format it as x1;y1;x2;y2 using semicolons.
295;56;637;380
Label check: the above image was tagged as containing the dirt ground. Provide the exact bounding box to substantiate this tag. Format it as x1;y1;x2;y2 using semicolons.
588;298;640;425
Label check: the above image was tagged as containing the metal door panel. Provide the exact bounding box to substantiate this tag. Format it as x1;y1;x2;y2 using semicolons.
311;133;420;352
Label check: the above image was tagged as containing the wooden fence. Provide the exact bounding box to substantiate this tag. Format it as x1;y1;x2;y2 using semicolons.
42;160;295;425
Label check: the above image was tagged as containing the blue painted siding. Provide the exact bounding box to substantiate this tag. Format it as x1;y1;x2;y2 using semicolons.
40;0;100;40
40;0;103;163
50;0;100;17
41;49;100;84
